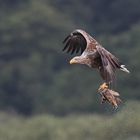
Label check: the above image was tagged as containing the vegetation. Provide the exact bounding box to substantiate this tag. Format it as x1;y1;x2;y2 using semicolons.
0;101;139;140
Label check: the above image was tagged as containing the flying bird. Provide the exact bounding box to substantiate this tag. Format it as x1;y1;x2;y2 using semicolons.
62;29;130;86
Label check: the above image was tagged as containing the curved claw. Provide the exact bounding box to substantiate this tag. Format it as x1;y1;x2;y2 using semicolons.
98;82;108;91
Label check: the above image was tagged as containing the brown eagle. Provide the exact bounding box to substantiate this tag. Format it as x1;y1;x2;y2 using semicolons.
63;29;130;86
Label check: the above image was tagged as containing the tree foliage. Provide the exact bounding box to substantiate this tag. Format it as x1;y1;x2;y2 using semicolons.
0;101;140;140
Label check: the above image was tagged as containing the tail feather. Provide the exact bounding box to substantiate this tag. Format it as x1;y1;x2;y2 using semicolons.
120;65;130;73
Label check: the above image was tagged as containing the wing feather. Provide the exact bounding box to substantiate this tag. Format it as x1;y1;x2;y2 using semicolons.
63;35;71;44
96;45;121;85
66;41;73;53
62;38;71;51
63;32;87;54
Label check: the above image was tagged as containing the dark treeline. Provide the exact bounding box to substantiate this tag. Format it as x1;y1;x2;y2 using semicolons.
0;0;140;115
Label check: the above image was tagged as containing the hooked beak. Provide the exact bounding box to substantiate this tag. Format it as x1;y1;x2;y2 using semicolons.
69;59;77;64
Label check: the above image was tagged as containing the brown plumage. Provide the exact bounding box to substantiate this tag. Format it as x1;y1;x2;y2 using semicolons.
63;29;130;85
98;83;122;108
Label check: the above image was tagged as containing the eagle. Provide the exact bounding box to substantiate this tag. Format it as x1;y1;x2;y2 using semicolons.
62;29;130;86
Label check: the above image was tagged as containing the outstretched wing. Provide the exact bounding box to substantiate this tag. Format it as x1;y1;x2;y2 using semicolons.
96;45;121;84
62;32;87;54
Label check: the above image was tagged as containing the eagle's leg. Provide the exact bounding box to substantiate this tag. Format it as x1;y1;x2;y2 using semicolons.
98;82;108;91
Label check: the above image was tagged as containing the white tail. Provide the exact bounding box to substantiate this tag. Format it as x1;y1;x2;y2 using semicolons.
120;65;130;73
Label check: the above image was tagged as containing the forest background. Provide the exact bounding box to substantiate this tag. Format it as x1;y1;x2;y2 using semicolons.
0;0;140;139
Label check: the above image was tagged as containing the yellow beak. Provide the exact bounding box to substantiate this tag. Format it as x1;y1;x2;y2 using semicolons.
69;59;76;64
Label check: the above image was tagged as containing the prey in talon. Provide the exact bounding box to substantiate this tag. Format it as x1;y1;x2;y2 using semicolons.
98;83;122;108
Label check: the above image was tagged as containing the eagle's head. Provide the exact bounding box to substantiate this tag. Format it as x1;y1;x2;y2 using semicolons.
70;56;91;65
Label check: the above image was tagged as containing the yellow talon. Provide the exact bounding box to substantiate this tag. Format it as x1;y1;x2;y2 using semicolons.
98;83;108;91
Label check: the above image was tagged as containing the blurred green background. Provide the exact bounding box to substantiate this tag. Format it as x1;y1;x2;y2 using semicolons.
0;0;140;139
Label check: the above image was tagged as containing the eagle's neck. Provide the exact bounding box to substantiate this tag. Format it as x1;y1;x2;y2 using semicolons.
78;56;92;67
